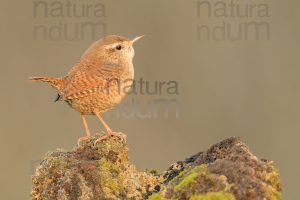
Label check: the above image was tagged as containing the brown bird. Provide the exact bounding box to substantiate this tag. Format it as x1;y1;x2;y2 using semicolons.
30;35;143;144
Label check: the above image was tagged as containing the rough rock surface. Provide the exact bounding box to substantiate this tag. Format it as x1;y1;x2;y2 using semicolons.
152;137;282;200
32;135;282;200
31;133;162;200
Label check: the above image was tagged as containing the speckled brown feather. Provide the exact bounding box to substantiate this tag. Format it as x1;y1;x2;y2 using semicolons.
29;77;65;92
30;35;142;142
30;35;136;115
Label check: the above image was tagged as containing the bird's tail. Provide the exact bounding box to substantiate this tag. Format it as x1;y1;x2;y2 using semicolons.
29;76;65;92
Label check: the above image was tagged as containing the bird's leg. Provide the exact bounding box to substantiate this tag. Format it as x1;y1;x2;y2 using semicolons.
94;112;125;143
95;112;113;133
78;114;91;145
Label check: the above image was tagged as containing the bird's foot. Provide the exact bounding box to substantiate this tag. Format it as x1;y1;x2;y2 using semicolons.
77;135;91;146
94;132;126;145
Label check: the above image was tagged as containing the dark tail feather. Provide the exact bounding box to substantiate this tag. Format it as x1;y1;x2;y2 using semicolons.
29;76;65;92
54;93;61;102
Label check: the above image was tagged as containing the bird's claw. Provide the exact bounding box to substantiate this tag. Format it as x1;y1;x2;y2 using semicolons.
94;132;126;145
77;136;91;146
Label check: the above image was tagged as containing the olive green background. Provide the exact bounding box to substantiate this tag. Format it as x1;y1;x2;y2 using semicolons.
0;0;299;199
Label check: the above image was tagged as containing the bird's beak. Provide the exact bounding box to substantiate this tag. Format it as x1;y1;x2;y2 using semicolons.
130;35;144;45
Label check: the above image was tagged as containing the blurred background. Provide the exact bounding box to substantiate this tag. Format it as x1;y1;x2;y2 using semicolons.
0;0;299;199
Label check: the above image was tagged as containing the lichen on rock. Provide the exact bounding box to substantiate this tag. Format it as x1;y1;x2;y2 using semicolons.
32;135;282;200
31;133;162;200
149;137;282;200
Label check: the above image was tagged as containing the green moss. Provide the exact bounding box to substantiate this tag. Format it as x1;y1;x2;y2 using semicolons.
256;161;282;200
49;157;68;171
174;165;207;191
272;191;282;200
32;134;162;200
148;193;167;200
149;191;234;200
169;170;185;184
264;161;281;190
98;158;124;197
153;164;235;199
32;135;282;200
190;192;235;200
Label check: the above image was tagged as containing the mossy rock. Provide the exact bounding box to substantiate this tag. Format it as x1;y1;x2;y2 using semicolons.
32;135;282;200
149;137;282;200
31;133;162;200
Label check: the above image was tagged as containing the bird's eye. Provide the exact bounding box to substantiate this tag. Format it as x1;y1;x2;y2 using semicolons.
116;45;122;50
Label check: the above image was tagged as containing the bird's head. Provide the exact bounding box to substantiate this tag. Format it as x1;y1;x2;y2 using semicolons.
82;35;144;62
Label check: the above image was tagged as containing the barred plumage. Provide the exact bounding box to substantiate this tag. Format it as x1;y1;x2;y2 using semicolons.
30;35;144;144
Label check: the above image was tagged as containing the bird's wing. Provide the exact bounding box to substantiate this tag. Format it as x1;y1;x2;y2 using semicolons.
62;63;119;100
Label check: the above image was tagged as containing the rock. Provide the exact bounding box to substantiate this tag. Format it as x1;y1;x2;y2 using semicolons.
31;133;162;200
150;137;282;200
31;136;282;200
